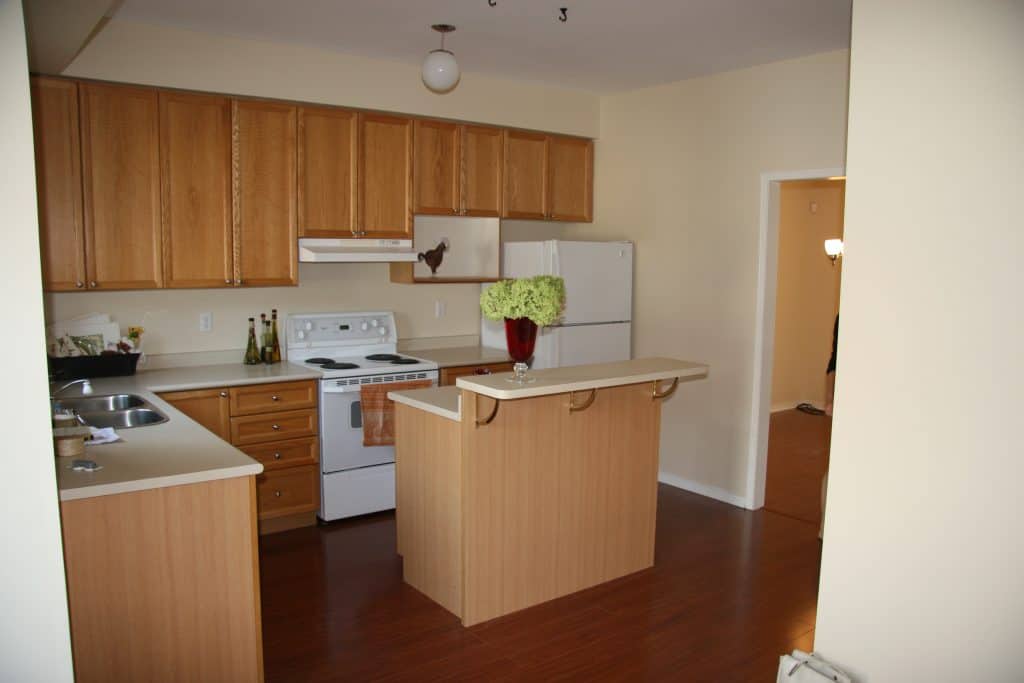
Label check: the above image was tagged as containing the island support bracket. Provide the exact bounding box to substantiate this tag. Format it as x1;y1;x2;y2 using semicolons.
569;389;597;412
652;377;680;400
475;396;500;427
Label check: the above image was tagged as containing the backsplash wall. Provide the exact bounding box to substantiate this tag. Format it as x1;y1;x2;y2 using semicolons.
44;263;482;357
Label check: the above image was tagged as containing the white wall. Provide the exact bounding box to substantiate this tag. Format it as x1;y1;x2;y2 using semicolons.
46;19;599;359
815;1;1024;679
0;1;74;679
571;50;849;504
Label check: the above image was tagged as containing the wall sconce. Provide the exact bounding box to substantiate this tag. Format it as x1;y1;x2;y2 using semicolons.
824;239;844;266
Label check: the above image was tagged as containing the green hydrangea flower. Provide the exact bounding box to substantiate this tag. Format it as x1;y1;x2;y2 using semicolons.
480;275;566;326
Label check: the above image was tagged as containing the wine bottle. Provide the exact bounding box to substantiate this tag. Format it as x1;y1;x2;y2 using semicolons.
259;313;268;363
270;309;281;363
243;318;261;365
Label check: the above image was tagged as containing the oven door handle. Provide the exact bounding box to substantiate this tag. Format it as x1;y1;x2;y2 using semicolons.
321;383;363;394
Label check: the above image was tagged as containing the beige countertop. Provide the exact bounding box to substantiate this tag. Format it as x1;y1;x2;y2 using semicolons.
406;345;511;369
55;362;324;501
388;386;461;422
455;358;709;400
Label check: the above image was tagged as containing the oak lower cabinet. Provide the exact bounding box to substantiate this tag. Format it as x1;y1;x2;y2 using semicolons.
161;379;319;534
503;130;593;222
61;476;263;682
79;82;164;289
439;362;514;386
30;77;86;291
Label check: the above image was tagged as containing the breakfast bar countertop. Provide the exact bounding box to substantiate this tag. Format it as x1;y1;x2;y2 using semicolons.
54;362;324;502
455;357;709;400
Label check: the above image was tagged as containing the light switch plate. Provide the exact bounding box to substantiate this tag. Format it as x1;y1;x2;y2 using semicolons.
199;312;212;332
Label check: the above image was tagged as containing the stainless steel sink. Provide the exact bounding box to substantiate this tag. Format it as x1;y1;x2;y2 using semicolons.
51;393;168;430
81;408;167;429
52;393;146;413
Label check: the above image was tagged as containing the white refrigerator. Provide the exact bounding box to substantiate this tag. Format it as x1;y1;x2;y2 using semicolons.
481;240;633;369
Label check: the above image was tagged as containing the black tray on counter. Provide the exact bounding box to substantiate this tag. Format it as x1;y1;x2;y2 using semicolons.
48;353;141;379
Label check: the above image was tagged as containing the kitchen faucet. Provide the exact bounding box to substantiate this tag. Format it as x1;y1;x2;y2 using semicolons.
51;378;94;397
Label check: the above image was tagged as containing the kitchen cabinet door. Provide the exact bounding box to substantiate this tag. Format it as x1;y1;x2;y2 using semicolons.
160;388;231;441
160;92;233;288
413;119;460;215
233;100;298;286
547;135;593;222
298;106;357;236
30;77;86;292
462;125;504;217
357;113;412;237
503;130;547;219
80;83;163;289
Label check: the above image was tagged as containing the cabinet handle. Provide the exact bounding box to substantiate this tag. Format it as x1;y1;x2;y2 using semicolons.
271;424;281;430
75;281;84;289
274;490;282;497
273;452;282;460
235;279;242;285
219;391;228;398
271;395;280;401
89;281;97;288
224;279;232;285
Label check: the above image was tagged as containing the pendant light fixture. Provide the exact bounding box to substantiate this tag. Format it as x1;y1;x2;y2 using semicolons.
422;24;460;93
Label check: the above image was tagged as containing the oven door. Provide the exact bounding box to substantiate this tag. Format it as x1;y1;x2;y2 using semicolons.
319;381;396;473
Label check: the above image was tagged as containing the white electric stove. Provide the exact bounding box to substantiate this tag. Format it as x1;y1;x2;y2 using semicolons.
286;312;438;521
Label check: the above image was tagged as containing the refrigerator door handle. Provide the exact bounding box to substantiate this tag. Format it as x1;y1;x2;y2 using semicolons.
548;240;560;277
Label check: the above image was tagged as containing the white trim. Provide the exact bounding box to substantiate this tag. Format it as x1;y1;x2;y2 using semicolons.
658;471;748;509
745;167;845;510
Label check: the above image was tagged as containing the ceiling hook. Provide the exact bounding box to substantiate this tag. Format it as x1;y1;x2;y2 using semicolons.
488;0;496;6
559;7;567;22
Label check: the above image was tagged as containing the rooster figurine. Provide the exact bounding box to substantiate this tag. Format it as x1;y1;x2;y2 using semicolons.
418;238;450;276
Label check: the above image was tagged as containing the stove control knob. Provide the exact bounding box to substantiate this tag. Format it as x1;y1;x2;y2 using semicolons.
360;322;369;332
370;319;379;328
378;326;388;336
297;330;306;340
303;321;314;331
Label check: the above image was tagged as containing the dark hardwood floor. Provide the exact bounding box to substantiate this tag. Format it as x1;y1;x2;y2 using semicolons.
764;409;832;525
259;484;821;681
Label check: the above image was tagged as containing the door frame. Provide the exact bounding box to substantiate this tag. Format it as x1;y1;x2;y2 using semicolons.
745;166;845;509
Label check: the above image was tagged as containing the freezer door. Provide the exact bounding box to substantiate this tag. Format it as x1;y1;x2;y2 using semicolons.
532;322;631;369
551;241;633;324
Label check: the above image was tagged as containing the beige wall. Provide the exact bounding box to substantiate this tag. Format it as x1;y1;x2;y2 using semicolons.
815;1;1024;679
570;50;849;504
0;0;74;679
47;20;599;358
770;179;844;410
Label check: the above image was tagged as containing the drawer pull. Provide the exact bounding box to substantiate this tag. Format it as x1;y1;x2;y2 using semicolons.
219;391;228;397
271;424;281;431
271;395;280;401
274;490;282;497
273;452;282;460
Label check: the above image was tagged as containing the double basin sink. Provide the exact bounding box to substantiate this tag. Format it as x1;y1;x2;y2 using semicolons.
52;393;168;429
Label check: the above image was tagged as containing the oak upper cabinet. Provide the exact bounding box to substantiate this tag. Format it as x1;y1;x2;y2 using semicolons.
160;92;233;288
503;130;547;219
413;121;504;217
503;131;593;222
357;113;413;237
159;388;231;442
298;106;357;236
80;82;163;289
30;77;85;291
547;135;593;222
413;119;460;215
233;100;298;286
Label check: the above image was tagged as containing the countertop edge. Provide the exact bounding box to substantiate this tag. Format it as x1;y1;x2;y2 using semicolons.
389;387;461;422
59;462;264;501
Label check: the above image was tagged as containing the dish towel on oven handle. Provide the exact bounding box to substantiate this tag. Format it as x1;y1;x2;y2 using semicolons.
360;380;433;447
777;650;853;683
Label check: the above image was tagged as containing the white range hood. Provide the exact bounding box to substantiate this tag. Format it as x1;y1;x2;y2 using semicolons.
298;238;418;263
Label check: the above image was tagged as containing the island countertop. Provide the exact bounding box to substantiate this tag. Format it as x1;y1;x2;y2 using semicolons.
454;357;708;400
388;385;461;421
55;362;323;501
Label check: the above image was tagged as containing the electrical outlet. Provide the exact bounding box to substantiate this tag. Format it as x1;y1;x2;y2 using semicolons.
199;312;213;332
434;300;446;319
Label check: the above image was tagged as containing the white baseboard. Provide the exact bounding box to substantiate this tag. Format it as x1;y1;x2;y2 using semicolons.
658;471;750;509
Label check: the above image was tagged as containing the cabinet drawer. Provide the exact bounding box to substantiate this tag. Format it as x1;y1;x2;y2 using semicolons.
239;436;319;470
440;362;514;386
229;380;317;416
230;409;318;446
256;465;319;519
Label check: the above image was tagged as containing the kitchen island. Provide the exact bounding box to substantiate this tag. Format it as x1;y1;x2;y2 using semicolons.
389;357;708;626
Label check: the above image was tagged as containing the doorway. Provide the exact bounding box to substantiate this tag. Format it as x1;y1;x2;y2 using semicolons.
763;178;844;525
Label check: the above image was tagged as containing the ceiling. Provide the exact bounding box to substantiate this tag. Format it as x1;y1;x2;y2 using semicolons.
110;0;852;94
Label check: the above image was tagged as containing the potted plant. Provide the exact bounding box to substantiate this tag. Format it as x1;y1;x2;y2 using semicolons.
480;275;566;383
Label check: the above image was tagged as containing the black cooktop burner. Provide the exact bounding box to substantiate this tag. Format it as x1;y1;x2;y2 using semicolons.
305;357;335;365
390;357;420;365
319;362;360;370
365;353;401;361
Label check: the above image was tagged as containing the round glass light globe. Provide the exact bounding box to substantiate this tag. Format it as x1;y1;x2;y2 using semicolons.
422;50;460;93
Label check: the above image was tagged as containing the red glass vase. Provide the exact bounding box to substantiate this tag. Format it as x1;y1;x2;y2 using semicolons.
504;317;538;363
